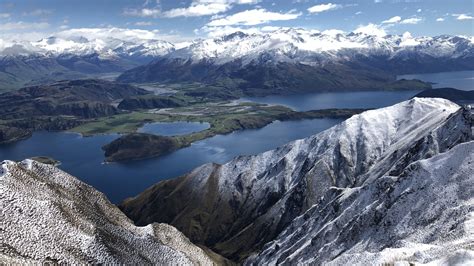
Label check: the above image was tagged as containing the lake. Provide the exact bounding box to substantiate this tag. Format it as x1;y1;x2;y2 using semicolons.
0;119;342;203
239;70;473;111
1;70;471;203
239;90;422;111
398;70;474;91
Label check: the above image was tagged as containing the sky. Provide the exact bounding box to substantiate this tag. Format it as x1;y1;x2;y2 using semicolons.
0;0;473;43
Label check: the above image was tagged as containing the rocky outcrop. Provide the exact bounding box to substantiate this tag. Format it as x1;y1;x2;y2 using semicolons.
0;125;32;144
0;159;224;264
120;98;473;262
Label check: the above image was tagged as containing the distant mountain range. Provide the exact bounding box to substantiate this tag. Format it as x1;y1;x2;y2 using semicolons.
0;34;174;90
117;29;474;93
1;28;473;92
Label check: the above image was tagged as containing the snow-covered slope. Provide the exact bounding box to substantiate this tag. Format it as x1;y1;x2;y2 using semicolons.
248;140;474;265
120;98;473;261
0;159;220;264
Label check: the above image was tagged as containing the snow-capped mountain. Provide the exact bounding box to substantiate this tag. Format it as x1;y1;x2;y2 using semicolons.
0;28;175;59
120;98;473;263
0;28;175;90
117;29;474;91
167;29;474;66
0;159;222;264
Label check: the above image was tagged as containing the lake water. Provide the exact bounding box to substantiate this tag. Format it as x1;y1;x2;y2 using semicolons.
1;70;471;203
239;90;422;111
138;121;210;136
239;70;473;111
398;70;474;91
0;119;341;203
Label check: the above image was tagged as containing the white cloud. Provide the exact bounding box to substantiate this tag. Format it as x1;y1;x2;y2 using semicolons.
53;27;193;43
163;3;231;17
322;29;345;35
154;0;261;18
207;8;301;26
416;8;422;13
382;16;422;25
399;31;420;46
56;27;162;41
234;0;261;3
0;13;10;19
355;11;362;15
353;23;386;37
261;25;289;32
382;16;402;24
400;17;422;24
123;8;161;17
135;21;154;26
436;17;445;22
307;3;342;14
0;21;50;31
456;14;473;20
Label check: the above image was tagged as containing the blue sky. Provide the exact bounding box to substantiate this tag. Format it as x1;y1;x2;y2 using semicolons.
0;0;472;42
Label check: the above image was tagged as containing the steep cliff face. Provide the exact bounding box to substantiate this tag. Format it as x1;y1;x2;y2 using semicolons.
120;98;473;261
0;160;222;265
247;140;474;265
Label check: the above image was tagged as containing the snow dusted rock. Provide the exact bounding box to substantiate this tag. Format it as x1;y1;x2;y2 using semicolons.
247;140;474;265
0;159;219;264
120;98;472;261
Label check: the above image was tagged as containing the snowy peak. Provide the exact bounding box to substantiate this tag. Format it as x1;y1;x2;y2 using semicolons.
0;159;220;264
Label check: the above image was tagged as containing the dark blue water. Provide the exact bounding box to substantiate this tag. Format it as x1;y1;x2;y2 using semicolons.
0;119;341;203
138;121;210;136
398;70;474;91
239;70;473;111
239;90;422;111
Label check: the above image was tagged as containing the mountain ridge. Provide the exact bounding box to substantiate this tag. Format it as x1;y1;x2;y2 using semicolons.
116;29;473;93
1;29;472;91
120;98;473;262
